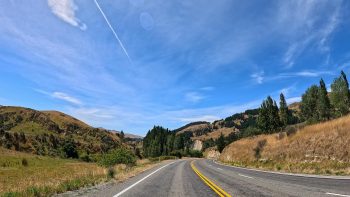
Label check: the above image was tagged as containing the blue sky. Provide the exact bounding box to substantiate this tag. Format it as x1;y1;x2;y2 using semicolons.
1;0;350;135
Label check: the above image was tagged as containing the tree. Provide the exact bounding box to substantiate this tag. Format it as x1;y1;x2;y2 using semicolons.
257;96;281;133
279;93;289;127
62;139;78;158
120;130;125;141
317;78;331;120
301;85;319;122
330;71;350;117
216;133;226;153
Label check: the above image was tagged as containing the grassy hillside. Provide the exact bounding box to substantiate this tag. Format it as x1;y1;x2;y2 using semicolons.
0;148;106;196
0;106;121;157
219;114;350;175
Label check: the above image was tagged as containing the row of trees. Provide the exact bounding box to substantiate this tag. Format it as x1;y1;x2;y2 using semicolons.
301;71;350;123
256;70;350;134
256;93;295;134
143;126;200;158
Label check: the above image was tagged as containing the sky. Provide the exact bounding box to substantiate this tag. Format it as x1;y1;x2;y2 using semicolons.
1;0;350;135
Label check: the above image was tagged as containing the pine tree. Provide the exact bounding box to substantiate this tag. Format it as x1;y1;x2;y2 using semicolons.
301;85;319;122
120;130;125;141
279;93;289;127
330;71;350;117
257;96;281;133
216;133;226;153
317;78;331;120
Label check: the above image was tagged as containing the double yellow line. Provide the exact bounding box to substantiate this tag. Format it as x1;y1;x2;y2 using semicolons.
191;161;232;197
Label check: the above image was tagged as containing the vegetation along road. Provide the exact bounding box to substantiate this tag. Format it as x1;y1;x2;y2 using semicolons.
72;159;350;197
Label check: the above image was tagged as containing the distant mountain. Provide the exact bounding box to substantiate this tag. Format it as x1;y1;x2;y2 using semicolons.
108;130;143;140
0;106;122;157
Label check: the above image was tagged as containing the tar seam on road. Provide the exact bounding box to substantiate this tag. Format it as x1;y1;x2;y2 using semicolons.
191;160;232;197
113;161;176;197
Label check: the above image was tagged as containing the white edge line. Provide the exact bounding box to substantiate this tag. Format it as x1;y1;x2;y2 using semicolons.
212;160;350;180
326;192;350;197
217;167;223;171
238;173;253;179
113;161;176;197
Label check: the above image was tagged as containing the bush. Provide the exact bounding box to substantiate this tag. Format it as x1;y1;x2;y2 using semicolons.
170;150;183;159
149;156;176;162
61;140;79;158
107;167;115;179
98;148;136;167
21;158;28;167
79;153;91;162
187;150;203;158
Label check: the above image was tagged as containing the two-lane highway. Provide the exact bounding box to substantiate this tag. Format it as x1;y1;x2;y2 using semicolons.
68;159;350;197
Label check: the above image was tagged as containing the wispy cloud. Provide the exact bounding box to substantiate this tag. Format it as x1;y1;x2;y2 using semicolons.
200;86;215;91
51;92;82;105
177;115;220;123
35;89;82;105
251;71;264;84
185;92;205;103
47;0;86;30
94;0;132;63
286;96;301;104
278;0;342;68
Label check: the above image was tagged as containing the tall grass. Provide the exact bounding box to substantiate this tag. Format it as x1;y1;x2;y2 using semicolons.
220;115;350;175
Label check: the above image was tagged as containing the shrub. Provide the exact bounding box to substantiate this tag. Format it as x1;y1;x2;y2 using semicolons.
98;148;136;167
253;139;267;160
79;153;91;162
21;158;28;167
107;167;115;179
187;150;203;158
170;150;182;159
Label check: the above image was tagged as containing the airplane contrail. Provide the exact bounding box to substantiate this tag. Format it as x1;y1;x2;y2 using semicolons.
94;0;132;63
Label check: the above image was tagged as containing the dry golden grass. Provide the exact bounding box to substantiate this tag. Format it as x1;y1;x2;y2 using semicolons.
220;115;350;175
0;148;106;194
42;110;92;130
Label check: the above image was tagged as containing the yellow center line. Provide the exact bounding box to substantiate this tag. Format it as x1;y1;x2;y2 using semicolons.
191;160;232;197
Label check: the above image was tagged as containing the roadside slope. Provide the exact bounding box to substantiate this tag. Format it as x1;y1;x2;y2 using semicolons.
220;115;350;175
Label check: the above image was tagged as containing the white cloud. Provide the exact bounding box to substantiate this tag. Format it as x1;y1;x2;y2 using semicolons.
52;92;82;105
48;0;87;30
200;86;215;91
286;97;301;104
278;1;342;68
251;71;264;84
177;115;220;123
185;92;205;103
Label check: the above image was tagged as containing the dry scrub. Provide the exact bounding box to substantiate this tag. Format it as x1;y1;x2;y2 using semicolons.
220;115;350;175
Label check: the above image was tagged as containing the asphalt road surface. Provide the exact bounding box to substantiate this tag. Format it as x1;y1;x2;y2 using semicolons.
75;159;350;197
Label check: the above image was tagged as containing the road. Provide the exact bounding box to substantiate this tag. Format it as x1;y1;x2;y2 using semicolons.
73;159;350;197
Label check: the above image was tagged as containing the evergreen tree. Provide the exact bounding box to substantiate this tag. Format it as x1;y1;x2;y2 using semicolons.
301;85;319;122
330;71;350;117
317;78;331;120
216;133;226;153
257;96;281;133
279;93;289;127
120;130;125;141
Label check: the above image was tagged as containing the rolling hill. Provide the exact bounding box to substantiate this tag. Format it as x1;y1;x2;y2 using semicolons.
0;106;122;157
